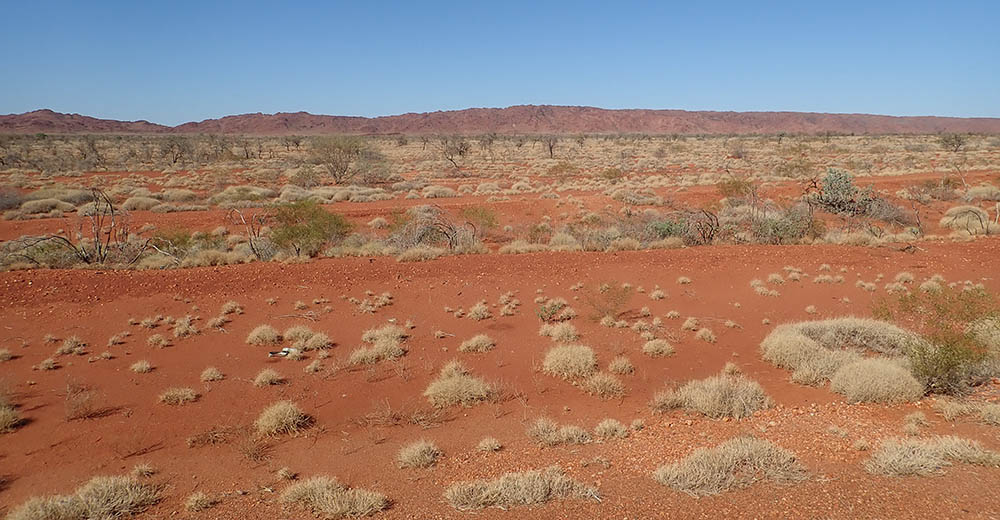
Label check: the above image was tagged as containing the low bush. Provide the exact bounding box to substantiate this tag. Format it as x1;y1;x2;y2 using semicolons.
443;466;598;510
282;476;389;518
651;369;772;419
653;436;807;496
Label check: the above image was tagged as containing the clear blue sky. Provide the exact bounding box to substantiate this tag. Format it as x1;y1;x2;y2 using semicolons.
2;1;997;125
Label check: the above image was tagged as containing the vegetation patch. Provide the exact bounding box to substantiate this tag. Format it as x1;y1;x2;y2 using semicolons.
443;466;598;511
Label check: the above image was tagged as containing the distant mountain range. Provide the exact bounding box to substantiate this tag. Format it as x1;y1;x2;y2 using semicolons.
2;106;999;135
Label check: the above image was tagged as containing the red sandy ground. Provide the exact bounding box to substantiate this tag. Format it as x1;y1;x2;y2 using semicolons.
2;238;1000;519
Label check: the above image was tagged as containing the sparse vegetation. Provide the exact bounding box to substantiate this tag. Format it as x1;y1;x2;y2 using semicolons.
282;476;389;518
397;439;442;468
255;401;310;435
653;436;807;496
424;360;494;407
865;435;1000;476
444;466;598;510
542;344;597;379
652;369;772;419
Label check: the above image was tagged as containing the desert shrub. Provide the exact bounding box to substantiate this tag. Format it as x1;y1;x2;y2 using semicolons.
130;360;152;373
864;435;1000;476
254;368;285;387
397;439;442;468
477;437;502;452
594;418;629;440
20;197;75;214
200;367;224;382
542;344;597;379
0;186;23;211
121;196;160;211
608;356;634;374
255;401;310;435
461;206;498;231
467;301;491;321
282;476;389;518
270;200;353;256
538;322;579;342
808;168;880;217
1;398;22;433
964;184;1000;201
459;334;495;353
933;399;1000;426
759;318;923;387
643;339;674;357
653;436;807;496
6;475;160;520
246;324;282;346
424;360;494;407
349;324;407;365
443;465;598;511
583;372;624;399
829;359;923;404
526;417;592;446
184;492;218;512
208;185;275;205
939;205;996;235
159;387;198;405
874;286;1000;394
652;370;772;419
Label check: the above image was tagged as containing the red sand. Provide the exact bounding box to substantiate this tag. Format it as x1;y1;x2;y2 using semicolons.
2;239;1000;518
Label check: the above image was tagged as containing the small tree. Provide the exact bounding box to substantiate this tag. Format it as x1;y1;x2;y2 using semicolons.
938;133;967;153
270;201;352;257
309;136;366;184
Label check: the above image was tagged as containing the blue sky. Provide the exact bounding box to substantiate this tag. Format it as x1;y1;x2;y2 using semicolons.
1;1;997;125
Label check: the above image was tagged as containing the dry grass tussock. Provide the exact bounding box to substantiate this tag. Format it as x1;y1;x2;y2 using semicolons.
282;476;389;519
582;372;625;399
349;324;407;365
760;318;926;403
459;334;495;353
830;358;923;404
159;387;198;405
443;465;599;511
594;418;629;440
185;492;218;512
255;401;310;435
253;368;285;387
538;322;579;343
423;360;494;407
1;393;23;433
526;417;592;446
246;324;281;346
542;344;597;379
864;435;1000;476
642;339;674;357
6;475;160;520
651;368;772;419
933;398;1000;426
397;439;442;468
653;436;807;496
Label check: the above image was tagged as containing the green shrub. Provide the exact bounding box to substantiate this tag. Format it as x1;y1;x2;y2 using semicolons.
270;200;353;256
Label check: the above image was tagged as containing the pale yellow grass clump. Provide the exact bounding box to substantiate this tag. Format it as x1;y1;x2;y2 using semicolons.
542;344;597;379
444;466;598;510
864;436;1000;476
200;367;224;382
253;368;285;387
526;417;593;446
282;476;389;518
651;369;773;419
255;401;310;435
642;339;674;357
6;475;160;520
423;360;494;407
185;492;218;512
159;387;198;405
538;322;579;343
653;436;807;496
459;334;495;353
829;358;924;404
608;356;634;374
594;418;629;440
583;372;624;399
349;324;407;365
397;439;442;468
246;324;282;346
477;437;502;452
130;360;152;373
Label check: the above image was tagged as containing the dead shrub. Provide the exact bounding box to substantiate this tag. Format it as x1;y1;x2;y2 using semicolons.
6;475;160;520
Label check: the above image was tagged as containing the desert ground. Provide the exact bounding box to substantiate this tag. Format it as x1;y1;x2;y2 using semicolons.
1;130;1000;519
